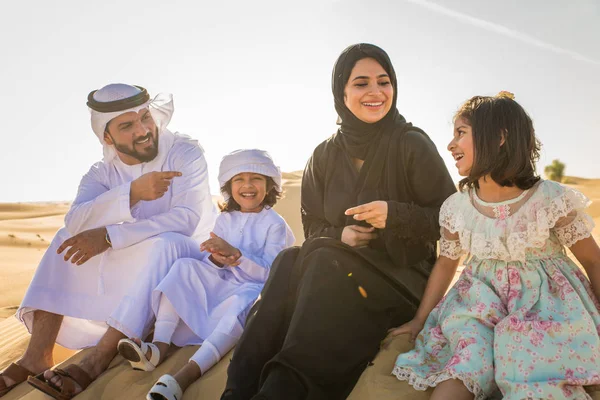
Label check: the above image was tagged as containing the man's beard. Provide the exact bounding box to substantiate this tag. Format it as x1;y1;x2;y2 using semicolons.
113;128;159;163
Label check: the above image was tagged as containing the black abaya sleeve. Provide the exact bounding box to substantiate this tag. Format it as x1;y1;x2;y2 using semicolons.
301;143;344;240
385;131;456;242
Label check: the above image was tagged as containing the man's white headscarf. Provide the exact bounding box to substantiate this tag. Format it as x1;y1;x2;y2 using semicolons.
88;83;174;162
218;149;282;200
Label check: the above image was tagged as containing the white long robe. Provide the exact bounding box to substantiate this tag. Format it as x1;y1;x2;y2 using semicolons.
17;130;217;349
151;207;295;355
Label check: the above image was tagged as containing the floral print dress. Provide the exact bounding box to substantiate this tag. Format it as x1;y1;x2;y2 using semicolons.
393;180;600;400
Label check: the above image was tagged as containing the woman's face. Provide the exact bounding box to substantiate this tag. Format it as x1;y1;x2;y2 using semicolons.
343;57;393;123
447;117;474;176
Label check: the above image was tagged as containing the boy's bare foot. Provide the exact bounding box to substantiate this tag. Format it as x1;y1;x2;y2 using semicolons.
172;361;202;393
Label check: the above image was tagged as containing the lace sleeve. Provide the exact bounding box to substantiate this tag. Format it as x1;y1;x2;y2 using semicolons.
552;210;595;248
439;227;463;260
547;183;595;248
438;194;465;260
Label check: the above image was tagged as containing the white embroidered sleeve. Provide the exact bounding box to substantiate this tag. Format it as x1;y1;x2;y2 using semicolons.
439;228;463;260
548;184;595;248
552;211;595;248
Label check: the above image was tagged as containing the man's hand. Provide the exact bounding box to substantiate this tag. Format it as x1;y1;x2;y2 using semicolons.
201;232;242;267
130;171;182;207
341;225;378;247
345;201;388;229
57;227;110;266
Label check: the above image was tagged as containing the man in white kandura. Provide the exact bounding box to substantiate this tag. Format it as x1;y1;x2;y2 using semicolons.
0;83;216;399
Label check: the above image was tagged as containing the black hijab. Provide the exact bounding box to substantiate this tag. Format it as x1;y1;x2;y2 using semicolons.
330;43;404;161
330;44;418;209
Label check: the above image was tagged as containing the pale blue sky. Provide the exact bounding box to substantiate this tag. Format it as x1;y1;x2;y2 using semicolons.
1;0;598;202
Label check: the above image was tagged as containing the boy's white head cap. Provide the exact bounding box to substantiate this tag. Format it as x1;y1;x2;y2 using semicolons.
218;149;282;199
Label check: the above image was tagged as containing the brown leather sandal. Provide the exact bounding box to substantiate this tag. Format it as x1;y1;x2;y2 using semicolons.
0;363;35;397
27;364;93;400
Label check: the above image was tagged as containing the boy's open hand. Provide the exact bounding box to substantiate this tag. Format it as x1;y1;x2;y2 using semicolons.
201;232;242;266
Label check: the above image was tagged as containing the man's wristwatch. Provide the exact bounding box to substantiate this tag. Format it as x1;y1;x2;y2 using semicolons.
105;231;112;248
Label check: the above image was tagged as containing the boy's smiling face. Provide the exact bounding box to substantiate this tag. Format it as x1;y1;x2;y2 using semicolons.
230;173;267;213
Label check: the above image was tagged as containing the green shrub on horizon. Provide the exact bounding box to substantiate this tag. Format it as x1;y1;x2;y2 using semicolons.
544;159;565;182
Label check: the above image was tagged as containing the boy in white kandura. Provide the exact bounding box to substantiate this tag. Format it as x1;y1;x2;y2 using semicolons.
117;149;295;400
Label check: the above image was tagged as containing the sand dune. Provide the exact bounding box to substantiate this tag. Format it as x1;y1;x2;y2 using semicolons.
275;173;303;246
0;205;70;320
1;176;599;399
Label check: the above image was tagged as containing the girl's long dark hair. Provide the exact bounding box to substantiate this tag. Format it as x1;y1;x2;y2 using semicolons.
455;95;541;191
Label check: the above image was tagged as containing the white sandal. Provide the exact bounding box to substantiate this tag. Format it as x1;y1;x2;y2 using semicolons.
146;374;183;400
117;338;161;371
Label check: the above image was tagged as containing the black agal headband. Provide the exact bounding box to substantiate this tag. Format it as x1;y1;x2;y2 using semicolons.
87;85;150;113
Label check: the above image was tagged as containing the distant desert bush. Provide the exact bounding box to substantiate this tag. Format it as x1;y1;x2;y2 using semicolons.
544;159;565;182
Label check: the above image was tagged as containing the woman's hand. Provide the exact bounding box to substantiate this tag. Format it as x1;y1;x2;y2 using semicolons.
201;232;242;266
341;225;377;247
387;318;425;344
345;201;388;229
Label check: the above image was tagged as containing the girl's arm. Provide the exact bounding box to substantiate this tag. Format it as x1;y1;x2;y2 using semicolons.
389;255;461;341
387;204;464;341
570;236;600;302
551;194;599;301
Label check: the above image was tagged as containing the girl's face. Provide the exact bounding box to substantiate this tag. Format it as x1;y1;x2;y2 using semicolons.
448;117;474;176
230;173;268;213
343;57;393;124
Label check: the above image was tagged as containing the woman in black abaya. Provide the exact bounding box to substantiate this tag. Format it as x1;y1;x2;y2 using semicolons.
221;43;456;400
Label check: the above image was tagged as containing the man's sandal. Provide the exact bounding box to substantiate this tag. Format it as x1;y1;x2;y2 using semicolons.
117;338;160;371
27;364;93;400
146;375;182;400
0;363;35;397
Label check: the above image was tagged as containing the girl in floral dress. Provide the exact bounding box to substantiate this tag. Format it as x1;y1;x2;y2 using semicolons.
391;92;600;400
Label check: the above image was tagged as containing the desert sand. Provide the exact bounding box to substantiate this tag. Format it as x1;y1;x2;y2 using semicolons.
1;176;599;399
